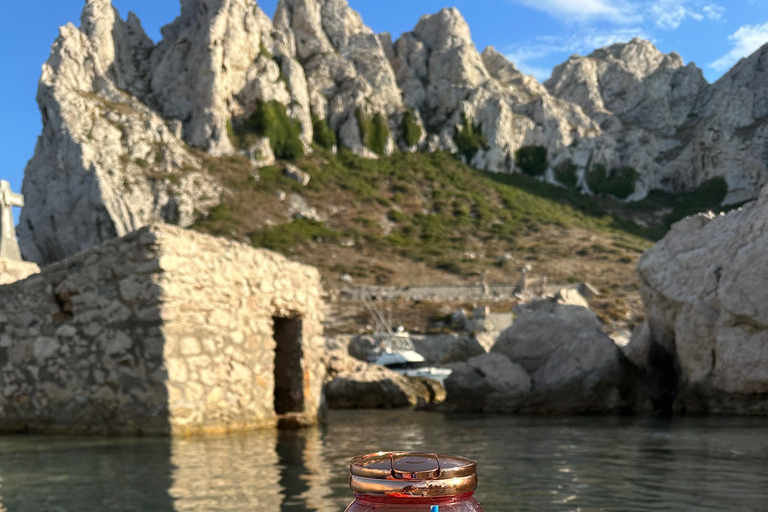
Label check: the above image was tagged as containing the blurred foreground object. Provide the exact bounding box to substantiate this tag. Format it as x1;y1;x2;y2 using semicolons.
345;452;485;511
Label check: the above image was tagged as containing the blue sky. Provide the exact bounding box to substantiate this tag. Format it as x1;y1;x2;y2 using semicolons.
3;0;768;226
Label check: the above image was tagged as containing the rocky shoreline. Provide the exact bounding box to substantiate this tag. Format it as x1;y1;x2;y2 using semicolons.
325;196;768;417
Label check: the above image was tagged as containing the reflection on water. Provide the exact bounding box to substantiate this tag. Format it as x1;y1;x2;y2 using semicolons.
1;410;768;511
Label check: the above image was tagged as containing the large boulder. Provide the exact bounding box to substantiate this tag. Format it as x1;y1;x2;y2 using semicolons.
630;193;768;415
447;299;629;413
444;353;530;411
325;364;443;409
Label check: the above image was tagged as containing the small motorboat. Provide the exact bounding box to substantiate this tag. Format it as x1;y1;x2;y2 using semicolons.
364;299;452;384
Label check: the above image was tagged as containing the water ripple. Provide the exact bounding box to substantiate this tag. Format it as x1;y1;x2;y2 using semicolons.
0;412;767;511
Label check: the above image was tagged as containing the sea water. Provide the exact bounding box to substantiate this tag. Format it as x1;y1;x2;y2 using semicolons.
1;410;767;511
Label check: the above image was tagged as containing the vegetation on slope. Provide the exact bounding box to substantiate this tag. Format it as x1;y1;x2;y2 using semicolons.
587;163;639;199
454;116;489;163
192;148;655;284
554;160;579;188
230;100;304;159
515;146;548;177
357;109;390;155
312;114;336;150
401;110;423;147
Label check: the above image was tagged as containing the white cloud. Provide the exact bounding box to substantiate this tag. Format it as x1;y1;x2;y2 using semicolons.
509;0;641;24
649;1;725;30
505;28;651;80
702;4;725;21
710;21;768;71
651;1;688;29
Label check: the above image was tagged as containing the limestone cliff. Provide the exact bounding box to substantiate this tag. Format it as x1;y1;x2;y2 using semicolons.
18;0;768;264
18;1;222;264
627;188;768;414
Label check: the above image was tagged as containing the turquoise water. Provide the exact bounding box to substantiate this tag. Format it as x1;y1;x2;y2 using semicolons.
1;410;768;511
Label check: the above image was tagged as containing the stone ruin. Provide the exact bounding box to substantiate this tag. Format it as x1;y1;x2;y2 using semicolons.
0;224;325;435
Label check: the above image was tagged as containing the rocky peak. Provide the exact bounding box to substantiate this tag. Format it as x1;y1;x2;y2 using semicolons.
275;0;401;155
695;40;768;125
546;37;706;133
410;7;489;87
481;47;522;82
150;0;282;155
481;46;547;101
77;0;154;97
591;37;683;79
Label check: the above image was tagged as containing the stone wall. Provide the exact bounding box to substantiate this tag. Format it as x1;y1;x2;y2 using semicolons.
0;225;324;435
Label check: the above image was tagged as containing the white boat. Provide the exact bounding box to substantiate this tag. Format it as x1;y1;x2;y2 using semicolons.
364;300;452;384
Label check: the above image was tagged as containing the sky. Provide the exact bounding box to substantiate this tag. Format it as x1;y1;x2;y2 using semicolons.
3;0;768;227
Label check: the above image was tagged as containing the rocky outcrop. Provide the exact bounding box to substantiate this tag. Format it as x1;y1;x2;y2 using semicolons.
629;190;768;415
666;41;768;204
445;299;631;414
323;336;445;409
274;0;402;156
444;353;530;411
325;365;443;409
18;0;232;265
323;348;444;409
20;0;768;265
545;38;708;200
386;9;597;173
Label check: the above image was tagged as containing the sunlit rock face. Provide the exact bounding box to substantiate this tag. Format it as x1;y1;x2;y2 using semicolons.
274;0;403;156
18;0;768;265
629;188;768;414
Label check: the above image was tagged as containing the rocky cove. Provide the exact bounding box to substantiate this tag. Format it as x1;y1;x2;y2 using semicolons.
1;0;768;439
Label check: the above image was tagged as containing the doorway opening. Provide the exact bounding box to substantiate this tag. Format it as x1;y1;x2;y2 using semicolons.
273;316;305;415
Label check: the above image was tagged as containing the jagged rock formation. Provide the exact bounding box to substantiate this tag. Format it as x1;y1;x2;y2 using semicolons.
667;42;768;203
444;299;632;414
384;9;597;172
19;0;768;264
627;190;768;415
18;0;224;264
546;37;768;204
274;0;403;156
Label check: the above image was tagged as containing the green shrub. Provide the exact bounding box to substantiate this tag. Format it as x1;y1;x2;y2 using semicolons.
244;100;304;160
192;203;245;236
402;110;423;147
668;177;728;224
388;210;409;223
312;115;336;149
250;219;339;254
454;116;489;163
554;160;578;188
259;43;273;60
357;109;390;155
587;164;638;199
515;146;548;177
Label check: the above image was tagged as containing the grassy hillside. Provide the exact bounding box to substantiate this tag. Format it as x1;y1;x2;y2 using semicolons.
189;148;729;331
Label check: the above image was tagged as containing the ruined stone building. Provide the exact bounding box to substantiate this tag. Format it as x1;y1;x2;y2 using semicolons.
0;225;325;435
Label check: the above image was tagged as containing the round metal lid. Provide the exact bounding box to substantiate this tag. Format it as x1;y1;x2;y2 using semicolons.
349;452;478;497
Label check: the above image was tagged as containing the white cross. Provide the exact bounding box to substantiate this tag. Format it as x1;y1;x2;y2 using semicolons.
0;180;24;261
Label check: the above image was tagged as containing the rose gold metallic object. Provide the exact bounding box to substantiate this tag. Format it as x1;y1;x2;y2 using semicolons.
347;452;483;507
